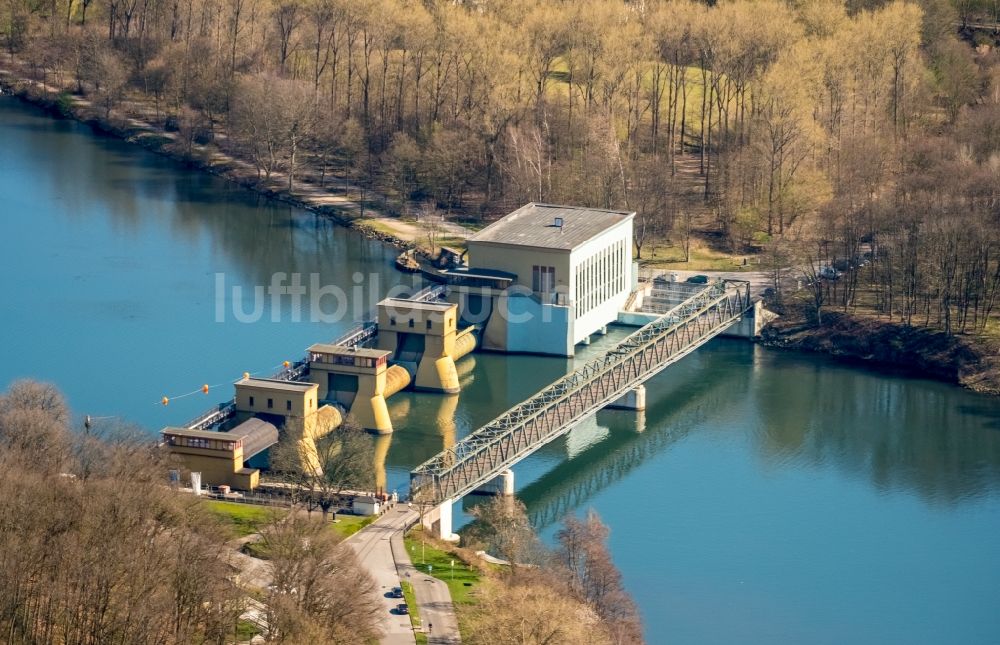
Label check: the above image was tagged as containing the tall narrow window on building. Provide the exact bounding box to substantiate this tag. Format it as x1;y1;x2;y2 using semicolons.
286;400;292;411
602;247;607;301
619;240;624;292
249;396;255;407
267;398;273;409
532;265;555;293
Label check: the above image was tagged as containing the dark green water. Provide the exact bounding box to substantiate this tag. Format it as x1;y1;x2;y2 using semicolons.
3;96;1000;644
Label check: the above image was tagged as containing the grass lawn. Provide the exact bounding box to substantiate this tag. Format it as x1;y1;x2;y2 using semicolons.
638;238;761;272
435;235;468;252
400;580;427;645
404;529;481;606
363;219;404;238
202;500;285;538
547;58;719;140
330;513;376;539
234;619;260;641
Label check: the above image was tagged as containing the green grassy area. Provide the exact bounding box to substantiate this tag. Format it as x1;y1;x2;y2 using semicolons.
547;58;720;142
363;219;404;238
435;235;468;252
330;513;376;539
638;239;761;271
234;619;261;641
400;580;427;645
404;529;481;606
202;500;285;538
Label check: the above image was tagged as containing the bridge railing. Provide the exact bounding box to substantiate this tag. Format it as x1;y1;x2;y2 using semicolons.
185;401;237;431
182;283;442;431
411;284;447;302
330;321;378;348
410;280;751;504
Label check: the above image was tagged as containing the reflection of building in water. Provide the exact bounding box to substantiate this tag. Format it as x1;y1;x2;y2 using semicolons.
373;391;461;493
436;393;458;454
373;433;391;493
565;416;612;459
447;203;636;357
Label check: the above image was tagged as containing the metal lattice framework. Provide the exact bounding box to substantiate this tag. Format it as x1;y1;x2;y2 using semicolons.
409;280;752;504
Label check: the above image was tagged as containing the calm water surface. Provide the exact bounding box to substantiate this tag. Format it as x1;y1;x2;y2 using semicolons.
3;96;1000;644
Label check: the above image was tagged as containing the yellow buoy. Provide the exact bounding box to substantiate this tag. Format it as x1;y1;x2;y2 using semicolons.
161;396;169;406
243;372;250;380
202;384;210;394
283;360;290;368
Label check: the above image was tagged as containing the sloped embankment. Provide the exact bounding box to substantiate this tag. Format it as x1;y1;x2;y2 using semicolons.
760;310;1000;395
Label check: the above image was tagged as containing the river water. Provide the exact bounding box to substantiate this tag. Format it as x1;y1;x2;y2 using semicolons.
3;96;1000;644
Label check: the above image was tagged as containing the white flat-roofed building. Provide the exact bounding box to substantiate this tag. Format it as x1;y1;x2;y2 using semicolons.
449;203;635;356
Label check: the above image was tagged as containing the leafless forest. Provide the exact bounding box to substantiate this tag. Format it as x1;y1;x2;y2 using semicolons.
3;0;999;333
0;380;642;644
0;379;387;644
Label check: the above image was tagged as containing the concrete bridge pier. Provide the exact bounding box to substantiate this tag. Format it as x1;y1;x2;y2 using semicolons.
421;498;460;542
472;469;514;496
606;384;646;411
720;300;778;339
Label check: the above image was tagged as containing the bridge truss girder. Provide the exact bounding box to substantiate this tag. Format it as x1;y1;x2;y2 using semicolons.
410;281;752;505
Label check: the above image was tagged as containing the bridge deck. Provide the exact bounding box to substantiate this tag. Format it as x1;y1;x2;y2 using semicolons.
410;280;752;505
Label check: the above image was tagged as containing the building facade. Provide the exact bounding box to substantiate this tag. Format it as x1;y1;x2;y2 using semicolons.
448;203;635;356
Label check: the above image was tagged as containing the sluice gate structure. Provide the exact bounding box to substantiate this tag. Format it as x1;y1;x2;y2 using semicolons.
409;280;753;539
164;284;472;489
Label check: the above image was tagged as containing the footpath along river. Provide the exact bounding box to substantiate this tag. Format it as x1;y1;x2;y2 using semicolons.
3;95;1000;644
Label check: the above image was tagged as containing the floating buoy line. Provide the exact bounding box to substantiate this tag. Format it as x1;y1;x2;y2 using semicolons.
157;360;293;406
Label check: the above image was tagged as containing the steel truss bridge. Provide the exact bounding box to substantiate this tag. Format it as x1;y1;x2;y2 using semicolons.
410;280;753;505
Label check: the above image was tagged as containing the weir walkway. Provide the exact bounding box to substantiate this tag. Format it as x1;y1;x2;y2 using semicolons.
409;280;752;535
183;285;447;432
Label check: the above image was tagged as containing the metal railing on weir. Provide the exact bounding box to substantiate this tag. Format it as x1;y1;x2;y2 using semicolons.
184;283;447;431
409;280;752;505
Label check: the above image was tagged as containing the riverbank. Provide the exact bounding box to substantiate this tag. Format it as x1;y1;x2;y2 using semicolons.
760;307;1000;396
0;59;472;261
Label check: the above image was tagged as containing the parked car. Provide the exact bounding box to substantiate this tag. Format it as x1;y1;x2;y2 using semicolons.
397;603;409;615
818;265;841;280
391;587;403;598
686;274;709;284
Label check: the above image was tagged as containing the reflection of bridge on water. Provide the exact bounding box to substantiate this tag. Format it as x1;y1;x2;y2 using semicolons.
516;359;742;529
411;281;754;538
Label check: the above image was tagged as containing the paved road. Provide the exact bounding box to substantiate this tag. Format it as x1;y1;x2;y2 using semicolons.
347;508;418;645
391;525;461;644
347;506;462;644
644;268;777;296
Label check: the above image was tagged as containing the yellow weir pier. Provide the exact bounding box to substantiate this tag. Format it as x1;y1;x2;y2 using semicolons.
162;285;478;488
